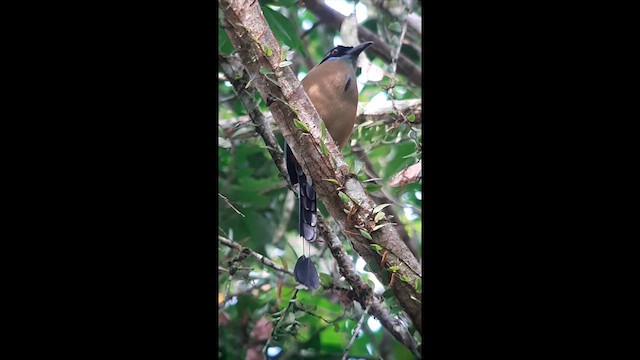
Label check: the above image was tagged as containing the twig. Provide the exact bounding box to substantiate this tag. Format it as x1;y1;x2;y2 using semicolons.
301;21;320;39
219;94;237;103
318;221;421;359
301;305;345;324
219;99;422;141
350;145;418;258
218;235;295;278
218;226;229;237
218;193;246;217
387;13;411;127
278;324;334;360
218;54;291;188
222;280;269;304
262;289;299;357
303;0;422;86
218;3;422;353
341;304;371;360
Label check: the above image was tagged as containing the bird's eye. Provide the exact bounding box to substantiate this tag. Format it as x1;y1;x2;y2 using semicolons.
331;49;338;55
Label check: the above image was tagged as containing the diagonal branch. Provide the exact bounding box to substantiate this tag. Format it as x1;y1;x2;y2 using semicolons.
218;51;421;357
218;53;291;188
219;99;422;141
218;235;295;278
303;0;422;86
218;192;246;217
220;0;422;341
342;304;371;360
319;220;420;358
350;145;419;258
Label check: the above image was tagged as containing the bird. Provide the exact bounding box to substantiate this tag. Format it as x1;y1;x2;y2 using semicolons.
287;41;374;289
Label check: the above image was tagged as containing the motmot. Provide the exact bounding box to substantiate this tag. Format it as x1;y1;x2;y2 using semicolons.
287;41;374;289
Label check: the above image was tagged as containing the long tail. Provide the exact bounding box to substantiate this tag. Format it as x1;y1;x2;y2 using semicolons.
285;143;317;242
285;143;319;289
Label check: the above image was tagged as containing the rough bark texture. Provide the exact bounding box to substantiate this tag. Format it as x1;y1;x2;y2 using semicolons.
220;99;422;141
219;53;421;358
219;0;422;341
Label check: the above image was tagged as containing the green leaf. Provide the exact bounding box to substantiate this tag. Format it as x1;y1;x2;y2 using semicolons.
285;312;296;324
320;120;327;140
293;118;309;132
333;322;340;332
262;44;273;57
407;113;416;122
259;67;273;75
319;272;333;288
372;222;396;232
353;161;364;176
415;277;422;293
387;265;400;273
262;0;300;8
399;275;411;283
389;21;402;33
374;211;385;223
218;23;235;55
366;259;381;273
323;178;339;185
372;203;392;214
365;277;375;290
365;184;382;193
280;44;290;61
370;244;382;252
261;5;305;55
382;288;394;300
264;75;280;87
402;150;420;159
302;303;317;312
359;229;372;240
279;60;293;67
320;140;328;155
338;191;350;204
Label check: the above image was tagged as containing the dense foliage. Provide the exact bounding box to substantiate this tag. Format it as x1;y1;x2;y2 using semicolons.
219;0;422;358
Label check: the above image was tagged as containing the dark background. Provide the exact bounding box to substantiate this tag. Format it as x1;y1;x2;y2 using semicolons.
5;1;604;358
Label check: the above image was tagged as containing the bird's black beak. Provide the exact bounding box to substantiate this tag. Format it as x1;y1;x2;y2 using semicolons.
347;41;373;58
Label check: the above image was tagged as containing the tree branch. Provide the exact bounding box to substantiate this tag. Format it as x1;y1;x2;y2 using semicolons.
218;235;295;278
263;289;299;357
319;220;420;358
218;44;420;356
372;0;422;35
218;192;246;217
219;99;422;141
218;53;291;188
342;304;370;360
220;0;422;348
350;145;419;258
302;0;422;86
